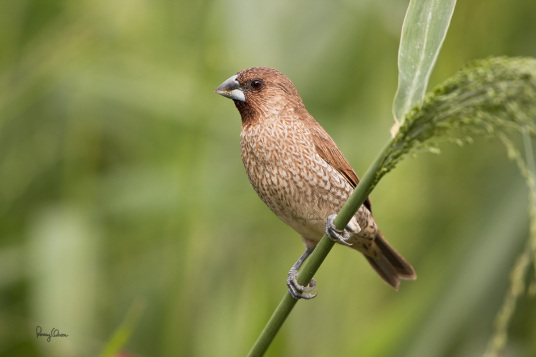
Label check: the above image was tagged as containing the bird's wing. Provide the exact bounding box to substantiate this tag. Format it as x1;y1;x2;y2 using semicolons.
306;117;372;212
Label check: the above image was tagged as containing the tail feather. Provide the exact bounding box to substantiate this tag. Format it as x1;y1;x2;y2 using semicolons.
365;232;416;290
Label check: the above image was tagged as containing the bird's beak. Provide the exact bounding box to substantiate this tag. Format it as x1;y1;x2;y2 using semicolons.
215;75;246;102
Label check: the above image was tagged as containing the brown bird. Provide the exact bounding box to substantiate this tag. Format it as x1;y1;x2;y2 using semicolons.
215;67;416;299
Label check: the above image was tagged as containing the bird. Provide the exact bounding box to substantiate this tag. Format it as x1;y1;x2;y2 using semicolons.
215;67;416;299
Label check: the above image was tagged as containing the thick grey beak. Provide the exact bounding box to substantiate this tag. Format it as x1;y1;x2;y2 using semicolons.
215;75;246;102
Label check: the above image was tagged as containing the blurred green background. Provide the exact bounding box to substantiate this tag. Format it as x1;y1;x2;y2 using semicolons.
1;0;536;356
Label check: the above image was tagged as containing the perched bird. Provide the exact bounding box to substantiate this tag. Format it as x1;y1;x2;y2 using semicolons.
215;67;416;299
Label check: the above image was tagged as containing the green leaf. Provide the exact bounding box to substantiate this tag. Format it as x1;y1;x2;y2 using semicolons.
392;0;457;134
98;300;145;357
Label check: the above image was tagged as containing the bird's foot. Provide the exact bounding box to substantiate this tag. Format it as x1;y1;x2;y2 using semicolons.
326;214;353;246
287;268;317;300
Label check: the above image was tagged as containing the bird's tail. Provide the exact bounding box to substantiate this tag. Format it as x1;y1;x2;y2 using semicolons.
364;232;416;290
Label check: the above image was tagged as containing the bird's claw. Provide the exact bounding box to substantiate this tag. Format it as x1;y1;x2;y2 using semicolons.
326;214;353;246
287;269;317;300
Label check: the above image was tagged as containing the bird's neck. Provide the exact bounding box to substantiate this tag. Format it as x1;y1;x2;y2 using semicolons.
234;101;258;126
235;99;307;128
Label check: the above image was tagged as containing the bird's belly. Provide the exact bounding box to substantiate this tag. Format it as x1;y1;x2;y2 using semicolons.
242;147;352;241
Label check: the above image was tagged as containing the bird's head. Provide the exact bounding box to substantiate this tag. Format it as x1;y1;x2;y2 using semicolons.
215;67;304;123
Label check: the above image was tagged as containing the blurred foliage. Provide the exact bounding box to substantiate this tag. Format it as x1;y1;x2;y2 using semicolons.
0;0;535;357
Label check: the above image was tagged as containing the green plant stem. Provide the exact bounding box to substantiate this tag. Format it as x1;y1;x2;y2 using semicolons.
247;137;395;357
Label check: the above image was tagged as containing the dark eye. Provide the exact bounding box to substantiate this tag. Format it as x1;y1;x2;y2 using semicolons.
249;79;264;90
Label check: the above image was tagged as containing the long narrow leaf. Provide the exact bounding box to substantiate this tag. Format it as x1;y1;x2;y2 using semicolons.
392;0;457;135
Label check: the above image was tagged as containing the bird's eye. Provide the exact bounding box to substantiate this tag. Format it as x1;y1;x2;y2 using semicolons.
249;79;264;90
